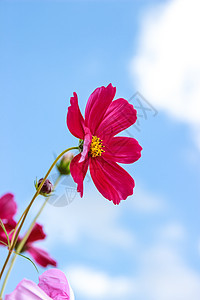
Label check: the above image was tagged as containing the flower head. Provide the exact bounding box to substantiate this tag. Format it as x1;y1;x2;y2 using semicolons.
5;268;74;300
67;84;142;204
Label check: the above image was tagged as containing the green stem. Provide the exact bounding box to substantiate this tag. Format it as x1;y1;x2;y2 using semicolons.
0;146;78;285
0;176;62;298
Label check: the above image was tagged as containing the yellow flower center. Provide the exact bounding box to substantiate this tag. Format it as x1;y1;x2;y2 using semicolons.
90;136;105;157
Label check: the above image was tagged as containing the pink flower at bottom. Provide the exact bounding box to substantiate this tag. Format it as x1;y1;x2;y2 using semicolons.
5;269;75;300
67;83;142;204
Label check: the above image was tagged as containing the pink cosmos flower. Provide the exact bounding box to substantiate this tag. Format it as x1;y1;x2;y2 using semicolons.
67;84;142;204
0;193;57;267
5;268;75;300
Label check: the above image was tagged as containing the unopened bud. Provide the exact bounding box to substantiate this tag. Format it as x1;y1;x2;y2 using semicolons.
56;152;74;175
38;178;53;195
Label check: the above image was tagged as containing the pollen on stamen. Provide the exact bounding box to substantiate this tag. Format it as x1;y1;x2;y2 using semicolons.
90;136;105;158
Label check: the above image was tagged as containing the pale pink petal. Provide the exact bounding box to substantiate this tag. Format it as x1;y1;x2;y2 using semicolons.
79;127;92;163
96;98;137;141
25;223;46;244
5;279;52;300
70;153;89;197
67;92;85;139
89;157;135;204
0;193;17;220
85;84;116;135
38;269;71;300
27;246;57;267
103;136;142;164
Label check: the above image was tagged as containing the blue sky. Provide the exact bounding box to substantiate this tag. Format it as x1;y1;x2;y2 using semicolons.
0;0;200;299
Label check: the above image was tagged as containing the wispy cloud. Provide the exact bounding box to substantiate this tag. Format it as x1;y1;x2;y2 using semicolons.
66;265;133;300
66;223;200;300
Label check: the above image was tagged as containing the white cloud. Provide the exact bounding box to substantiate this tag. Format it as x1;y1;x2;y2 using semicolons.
66;239;200;300
66;266;133;300
130;0;200;148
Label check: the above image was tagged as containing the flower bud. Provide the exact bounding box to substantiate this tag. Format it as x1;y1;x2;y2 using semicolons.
56;152;74;175
38;178;53;195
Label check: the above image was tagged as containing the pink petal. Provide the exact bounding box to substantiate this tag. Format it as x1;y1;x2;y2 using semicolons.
70;153;89;197
96;98;137;141
67;92;85;139
25;223;46;244
0;193;17;220
89;157;135;204
85;84;116;135
103;136;142;164
27;246;57;267
38;269;71;300
5;279;52;300
79;127;92;163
